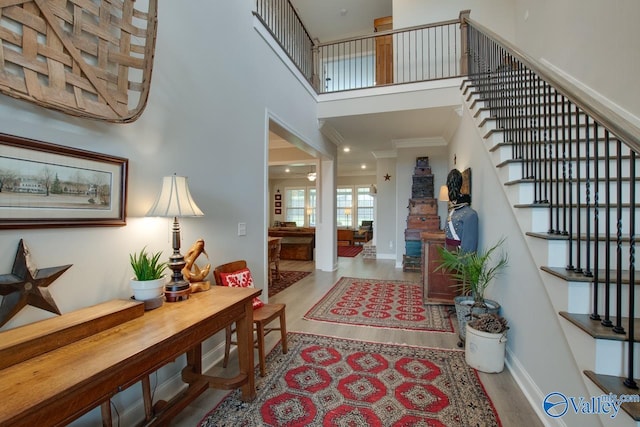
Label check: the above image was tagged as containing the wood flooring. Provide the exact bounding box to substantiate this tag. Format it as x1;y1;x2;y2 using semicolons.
168;256;544;426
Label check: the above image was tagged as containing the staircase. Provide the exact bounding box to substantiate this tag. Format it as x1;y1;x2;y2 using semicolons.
463;19;640;425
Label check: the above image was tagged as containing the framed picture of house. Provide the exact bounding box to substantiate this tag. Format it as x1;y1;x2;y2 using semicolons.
275;193;281;201
275;208;281;215
275;201;281;207
0;133;128;229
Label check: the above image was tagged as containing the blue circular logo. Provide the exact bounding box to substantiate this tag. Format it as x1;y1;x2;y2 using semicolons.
543;392;568;418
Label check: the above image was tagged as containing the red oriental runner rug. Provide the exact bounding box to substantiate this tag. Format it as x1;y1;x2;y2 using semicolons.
337;245;363;257
303;277;454;332
269;270;311;297
199;332;501;426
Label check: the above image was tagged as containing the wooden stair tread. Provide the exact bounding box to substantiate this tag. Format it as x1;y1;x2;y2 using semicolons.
543;266;640;285
559;312;640;342
527;231;635;243
584;370;640;421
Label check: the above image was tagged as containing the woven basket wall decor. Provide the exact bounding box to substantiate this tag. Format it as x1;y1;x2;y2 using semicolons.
0;0;158;123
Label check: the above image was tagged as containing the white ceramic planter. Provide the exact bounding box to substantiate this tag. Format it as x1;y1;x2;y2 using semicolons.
465;323;507;373
130;276;166;301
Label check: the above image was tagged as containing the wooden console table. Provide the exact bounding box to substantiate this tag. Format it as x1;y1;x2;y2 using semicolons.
421;231;459;304
0;286;259;426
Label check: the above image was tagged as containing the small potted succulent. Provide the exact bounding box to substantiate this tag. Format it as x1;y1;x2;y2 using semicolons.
129;247;167;301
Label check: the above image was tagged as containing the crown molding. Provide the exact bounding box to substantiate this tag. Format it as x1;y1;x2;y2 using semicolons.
392;137;447;148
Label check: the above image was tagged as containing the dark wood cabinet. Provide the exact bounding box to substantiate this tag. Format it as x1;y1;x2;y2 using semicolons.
421;232;458;304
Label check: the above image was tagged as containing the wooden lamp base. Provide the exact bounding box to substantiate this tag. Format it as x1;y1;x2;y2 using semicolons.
165;287;191;302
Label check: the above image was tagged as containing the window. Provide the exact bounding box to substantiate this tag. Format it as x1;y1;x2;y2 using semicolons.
336;187;353;227
284;187;316;227
336;185;375;228
356;186;374;227
308;188;316;226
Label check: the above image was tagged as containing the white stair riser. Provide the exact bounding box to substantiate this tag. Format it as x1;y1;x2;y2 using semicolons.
595;339;640;378
566;281;640;318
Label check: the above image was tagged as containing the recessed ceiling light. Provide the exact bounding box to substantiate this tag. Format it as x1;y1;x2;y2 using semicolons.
285;168;290;173
343;146;350;153
361;164;367;169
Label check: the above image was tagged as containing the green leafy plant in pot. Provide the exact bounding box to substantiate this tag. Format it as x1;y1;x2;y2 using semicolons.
129;247;168;301
436;237;508;344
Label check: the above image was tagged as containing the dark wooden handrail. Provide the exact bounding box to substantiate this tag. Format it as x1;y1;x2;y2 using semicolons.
464;17;640;154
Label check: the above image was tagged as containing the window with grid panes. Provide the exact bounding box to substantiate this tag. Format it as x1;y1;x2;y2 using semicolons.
308;188;316;226
336;187;353;228
356;186;374;227
285;188;305;226
284;187;316;227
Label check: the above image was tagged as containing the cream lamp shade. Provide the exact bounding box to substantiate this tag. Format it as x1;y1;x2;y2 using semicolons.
147;175;204;218
438;185;449;202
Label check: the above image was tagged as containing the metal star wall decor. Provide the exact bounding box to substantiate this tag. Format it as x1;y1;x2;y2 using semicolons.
0;239;72;328
384;173;391;181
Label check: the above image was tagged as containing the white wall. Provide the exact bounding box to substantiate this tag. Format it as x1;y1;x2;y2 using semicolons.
393;0;516;43
514;0;640;125
0;1;334;423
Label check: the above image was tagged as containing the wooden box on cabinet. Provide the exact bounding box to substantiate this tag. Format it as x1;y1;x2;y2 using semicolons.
421;232;459;303
407;214;440;231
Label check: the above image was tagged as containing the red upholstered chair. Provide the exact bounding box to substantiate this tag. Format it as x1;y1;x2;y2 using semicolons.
213;260;287;377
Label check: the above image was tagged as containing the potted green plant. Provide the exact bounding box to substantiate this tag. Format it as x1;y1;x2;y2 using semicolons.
465;313;509;373
436;237;508;344
129;247;167;301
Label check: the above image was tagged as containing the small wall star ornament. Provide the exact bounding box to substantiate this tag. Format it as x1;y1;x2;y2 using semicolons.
0;239;72;327
384;173;391;181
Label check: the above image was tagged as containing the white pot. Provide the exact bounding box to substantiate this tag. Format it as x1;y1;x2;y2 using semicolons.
465;323;507;373
130;276;166;301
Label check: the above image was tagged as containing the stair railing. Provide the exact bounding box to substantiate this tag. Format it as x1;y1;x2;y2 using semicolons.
254;0;314;85
464;17;640;390
254;2;469;94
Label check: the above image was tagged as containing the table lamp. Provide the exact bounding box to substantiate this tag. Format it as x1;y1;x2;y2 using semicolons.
438;185;449;230
344;208;351;228
146;174;204;302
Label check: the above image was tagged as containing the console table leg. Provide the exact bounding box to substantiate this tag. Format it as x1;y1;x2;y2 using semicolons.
100;400;112;427
236;301;256;401
142;375;153;421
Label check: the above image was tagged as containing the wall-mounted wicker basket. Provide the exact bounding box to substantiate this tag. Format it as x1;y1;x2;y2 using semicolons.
0;0;158;123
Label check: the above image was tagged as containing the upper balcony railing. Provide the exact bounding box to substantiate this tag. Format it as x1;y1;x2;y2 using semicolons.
316;18;464;93
255;0;314;83
254;1;468;94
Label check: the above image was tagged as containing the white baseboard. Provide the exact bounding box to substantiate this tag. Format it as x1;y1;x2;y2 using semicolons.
505;348;567;427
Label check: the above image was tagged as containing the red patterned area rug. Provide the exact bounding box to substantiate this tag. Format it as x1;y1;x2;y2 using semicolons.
303;277;454;332
337;245;363;257
269;270;311;297
199;332;501;426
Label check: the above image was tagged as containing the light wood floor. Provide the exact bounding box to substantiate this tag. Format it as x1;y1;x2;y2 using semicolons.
170;256;544;426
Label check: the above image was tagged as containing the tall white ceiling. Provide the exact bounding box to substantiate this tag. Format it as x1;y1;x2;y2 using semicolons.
269;0;458;178
290;0;392;43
